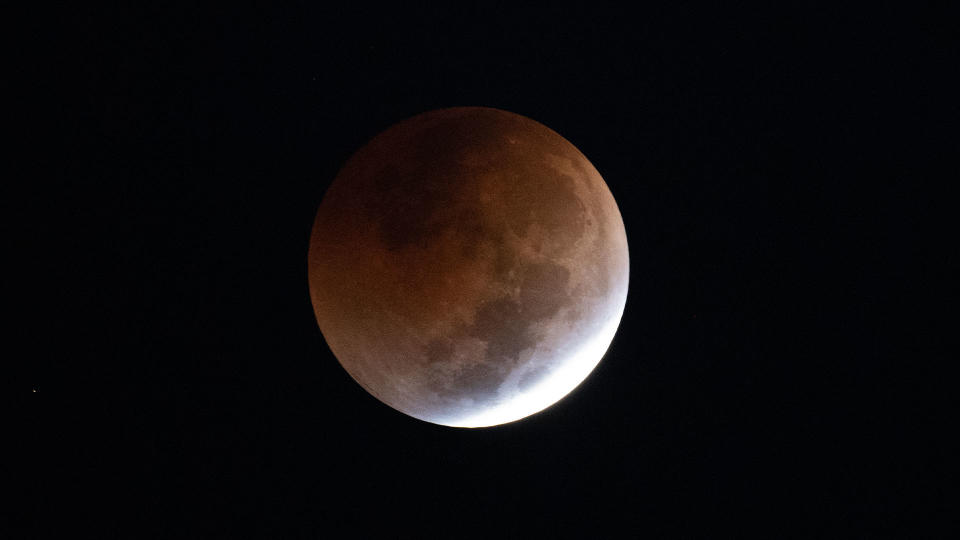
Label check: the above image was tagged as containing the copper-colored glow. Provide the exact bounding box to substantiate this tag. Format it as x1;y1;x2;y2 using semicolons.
308;107;628;427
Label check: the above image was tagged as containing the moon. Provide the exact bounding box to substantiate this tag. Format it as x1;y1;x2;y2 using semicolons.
308;107;628;427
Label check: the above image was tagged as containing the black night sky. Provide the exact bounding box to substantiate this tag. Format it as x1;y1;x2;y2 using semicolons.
14;4;954;537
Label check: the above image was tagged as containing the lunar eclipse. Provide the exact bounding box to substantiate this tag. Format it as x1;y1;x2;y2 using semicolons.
308;107;628;427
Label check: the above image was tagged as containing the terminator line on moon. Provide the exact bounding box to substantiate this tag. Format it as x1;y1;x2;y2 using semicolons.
308;107;629;427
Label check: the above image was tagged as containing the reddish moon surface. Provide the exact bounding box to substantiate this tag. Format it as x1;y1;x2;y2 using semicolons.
308;107;628;427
